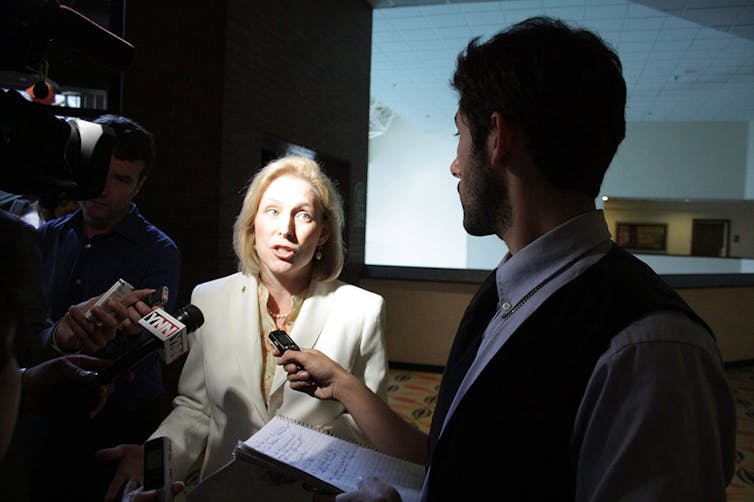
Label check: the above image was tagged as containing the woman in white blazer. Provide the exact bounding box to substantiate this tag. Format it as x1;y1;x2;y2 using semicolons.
101;155;388;497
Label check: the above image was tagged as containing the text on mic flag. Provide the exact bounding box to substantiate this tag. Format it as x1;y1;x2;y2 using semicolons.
138;308;189;364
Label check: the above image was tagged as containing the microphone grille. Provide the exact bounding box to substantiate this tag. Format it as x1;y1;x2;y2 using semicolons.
174;304;205;333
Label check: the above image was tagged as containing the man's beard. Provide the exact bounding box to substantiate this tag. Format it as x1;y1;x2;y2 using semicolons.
461;150;511;238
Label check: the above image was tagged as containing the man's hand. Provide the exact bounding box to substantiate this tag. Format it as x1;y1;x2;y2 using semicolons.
21;354;126;418
117;288;161;336
335;476;402;502
275;348;353;401
96;443;145;502
52;289;156;353
121;479;185;502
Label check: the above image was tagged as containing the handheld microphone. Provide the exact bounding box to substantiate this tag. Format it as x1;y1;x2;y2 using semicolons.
95;304;204;385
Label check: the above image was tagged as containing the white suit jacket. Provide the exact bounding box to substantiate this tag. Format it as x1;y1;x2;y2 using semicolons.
149;273;388;481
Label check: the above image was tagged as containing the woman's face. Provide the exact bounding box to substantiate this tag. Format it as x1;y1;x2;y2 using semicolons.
254;174;329;287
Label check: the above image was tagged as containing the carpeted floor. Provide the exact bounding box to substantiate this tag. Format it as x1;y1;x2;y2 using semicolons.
386;369;440;434
725;364;754;502
386;363;754;502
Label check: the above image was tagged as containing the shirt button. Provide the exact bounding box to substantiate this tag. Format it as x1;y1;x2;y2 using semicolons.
84;243;92;249
501;301;512;312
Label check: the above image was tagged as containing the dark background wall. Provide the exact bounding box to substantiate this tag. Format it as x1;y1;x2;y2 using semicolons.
121;0;372;309
112;0;372;403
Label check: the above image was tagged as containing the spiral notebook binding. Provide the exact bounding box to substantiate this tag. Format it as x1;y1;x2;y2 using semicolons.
275;414;371;448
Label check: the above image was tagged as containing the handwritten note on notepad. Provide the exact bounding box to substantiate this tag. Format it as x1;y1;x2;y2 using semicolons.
244;415;424;502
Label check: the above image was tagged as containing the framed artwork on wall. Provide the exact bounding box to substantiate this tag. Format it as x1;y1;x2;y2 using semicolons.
616;222;667;252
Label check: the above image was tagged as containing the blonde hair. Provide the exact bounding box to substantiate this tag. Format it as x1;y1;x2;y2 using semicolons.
233;155;345;282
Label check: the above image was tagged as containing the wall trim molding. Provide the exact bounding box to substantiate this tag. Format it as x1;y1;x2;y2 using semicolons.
363;265;754;288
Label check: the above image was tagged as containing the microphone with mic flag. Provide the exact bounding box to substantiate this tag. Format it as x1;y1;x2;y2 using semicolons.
95;304;205;385
45;304;203;421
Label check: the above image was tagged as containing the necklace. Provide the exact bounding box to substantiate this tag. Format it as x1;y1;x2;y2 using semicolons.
267;308;289;320
501;247;596;323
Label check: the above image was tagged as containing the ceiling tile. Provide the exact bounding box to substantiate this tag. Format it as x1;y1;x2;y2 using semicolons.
371;0;754;131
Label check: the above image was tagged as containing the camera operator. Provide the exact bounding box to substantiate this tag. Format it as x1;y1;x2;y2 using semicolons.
32;114;181;501
1;4;165;499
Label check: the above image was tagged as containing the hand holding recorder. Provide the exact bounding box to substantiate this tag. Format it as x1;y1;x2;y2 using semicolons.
52;285;161;355
97;438;184;502
276;348;352;403
269;330;303;372
87;280;169;339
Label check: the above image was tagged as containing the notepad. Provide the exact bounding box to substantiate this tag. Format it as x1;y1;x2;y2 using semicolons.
240;415;425;502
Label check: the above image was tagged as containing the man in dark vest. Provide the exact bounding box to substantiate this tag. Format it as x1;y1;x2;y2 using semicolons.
284;16;737;502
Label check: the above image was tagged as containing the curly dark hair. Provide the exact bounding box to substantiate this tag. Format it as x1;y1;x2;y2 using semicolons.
452;16;626;198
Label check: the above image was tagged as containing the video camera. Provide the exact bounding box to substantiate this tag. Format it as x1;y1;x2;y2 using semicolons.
0;0;135;201
1;88;114;201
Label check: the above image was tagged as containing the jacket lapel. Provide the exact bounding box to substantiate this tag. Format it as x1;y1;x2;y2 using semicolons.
270;281;336;393
231;274;269;420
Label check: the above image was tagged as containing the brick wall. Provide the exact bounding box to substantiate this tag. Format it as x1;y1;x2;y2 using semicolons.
123;0;372;308
221;0;372;283
122;0;227;308
120;0;372;404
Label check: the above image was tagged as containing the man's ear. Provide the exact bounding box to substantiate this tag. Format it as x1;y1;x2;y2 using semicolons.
134;176;147;196
488;112;514;165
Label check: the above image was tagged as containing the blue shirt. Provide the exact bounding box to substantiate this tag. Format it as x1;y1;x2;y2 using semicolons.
38;203;181;400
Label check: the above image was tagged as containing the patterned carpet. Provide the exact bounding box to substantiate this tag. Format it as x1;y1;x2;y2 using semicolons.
726;364;754;502
386;364;754;501
386;369;440;434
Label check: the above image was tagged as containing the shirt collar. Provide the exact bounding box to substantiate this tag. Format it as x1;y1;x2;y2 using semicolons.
66;203;143;243
257;281;308;329
495;210;612;310
115;204;144;242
